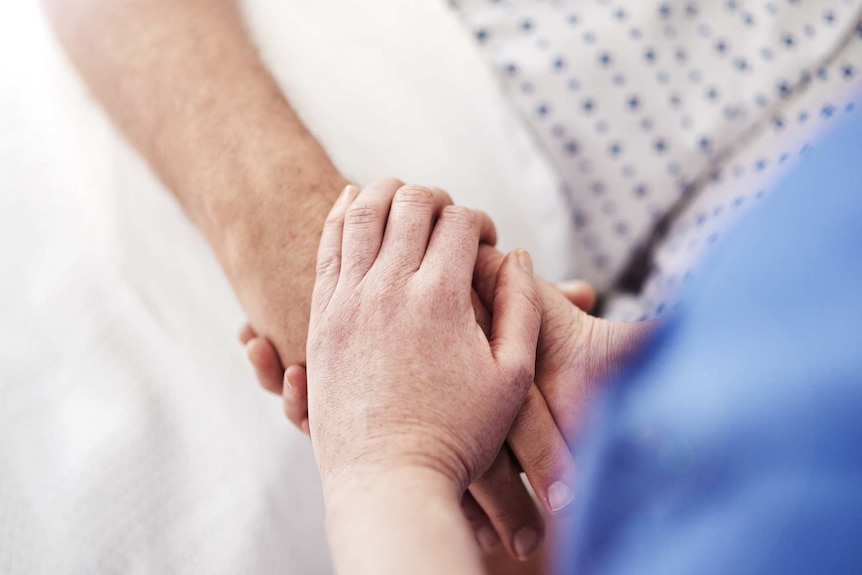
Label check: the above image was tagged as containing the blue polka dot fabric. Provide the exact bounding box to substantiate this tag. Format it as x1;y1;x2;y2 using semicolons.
450;0;862;321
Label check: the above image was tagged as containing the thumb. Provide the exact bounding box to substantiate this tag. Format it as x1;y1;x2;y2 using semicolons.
490;250;542;388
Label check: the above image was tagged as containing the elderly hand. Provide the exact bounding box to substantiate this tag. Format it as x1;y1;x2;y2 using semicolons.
242;179;564;561
306;179;542;497
238;181;605;561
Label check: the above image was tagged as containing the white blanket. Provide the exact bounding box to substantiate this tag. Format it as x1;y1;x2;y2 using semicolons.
0;1;567;572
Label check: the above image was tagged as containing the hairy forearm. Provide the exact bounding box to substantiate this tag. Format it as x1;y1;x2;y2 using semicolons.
42;0;348;363
324;467;485;575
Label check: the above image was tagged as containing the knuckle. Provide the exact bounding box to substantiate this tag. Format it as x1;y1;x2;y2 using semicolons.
319;218;345;247
476;210;497;242
394;184;435;207
522;442;561;477
429;186;454;205
441;205;476;227
315;247;341;276
345;203;382;228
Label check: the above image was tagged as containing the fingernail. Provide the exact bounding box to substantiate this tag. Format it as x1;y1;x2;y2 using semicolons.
548;481;575;513
476;525;500;553
513;527;541;561
340;184;359;204
283;378;295;396
516;249;533;274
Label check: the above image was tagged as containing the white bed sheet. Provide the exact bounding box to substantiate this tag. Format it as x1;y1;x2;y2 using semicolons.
0;1;568;573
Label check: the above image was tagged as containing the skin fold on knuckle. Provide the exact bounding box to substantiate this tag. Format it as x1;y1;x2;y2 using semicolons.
344;202;382;229
441;205;477;230
511;418;565;483
315;246;341;277
513;429;561;479
473;210;498;245
393;184;436;209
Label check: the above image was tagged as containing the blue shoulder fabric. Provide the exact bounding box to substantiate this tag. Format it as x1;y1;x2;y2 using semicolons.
561;107;862;575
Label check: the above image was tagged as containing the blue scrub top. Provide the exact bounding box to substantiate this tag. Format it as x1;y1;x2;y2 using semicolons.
562;105;862;574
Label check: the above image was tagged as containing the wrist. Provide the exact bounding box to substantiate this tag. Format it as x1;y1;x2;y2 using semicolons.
323;464;484;575
324;464;461;513
317;430;474;503
323;465;464;560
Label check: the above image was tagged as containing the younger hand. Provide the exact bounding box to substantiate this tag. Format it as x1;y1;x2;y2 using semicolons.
470;246;654;518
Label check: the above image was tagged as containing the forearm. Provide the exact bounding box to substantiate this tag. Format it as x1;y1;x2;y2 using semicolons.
42;0;348;362
324;467;485;575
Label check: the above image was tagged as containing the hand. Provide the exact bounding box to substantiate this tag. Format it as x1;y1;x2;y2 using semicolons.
471;246;654;512
241;327;548;563
474;246;652;440
240;180;550;560
237;279;596;433
306;178;542;497
240;257;598;557
238;199;597;560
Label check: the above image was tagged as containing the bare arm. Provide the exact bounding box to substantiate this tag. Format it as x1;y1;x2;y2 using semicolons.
325;468;485;575
42;0;349;365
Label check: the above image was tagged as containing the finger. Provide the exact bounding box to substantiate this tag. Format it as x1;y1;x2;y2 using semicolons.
471;290;492;337
490;250;542;392
469;449;544;562
246;337;286;396
508;385;577;515
313;184;361;313
283;364;310;436
427;185;498;247
238;323;256;345
461;492;501;554
554;280;596;313
473;244;506;312
377;185;453;272
474;246;595;314
340;177;404;283
421;206;496;290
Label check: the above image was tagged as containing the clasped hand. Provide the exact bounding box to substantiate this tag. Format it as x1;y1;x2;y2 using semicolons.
239;179;650;561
